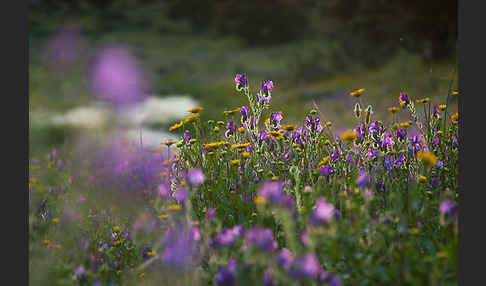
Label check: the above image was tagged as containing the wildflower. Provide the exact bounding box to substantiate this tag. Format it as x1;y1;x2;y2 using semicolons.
231;159;240;165
350;88;365;98
440;199;457;216
42;239;51;246
74;266;85;277
432;105;440;116
184;113;200;124
167;204;182;211
438;104;447;111
340;130;358;142
51;218;59;223
399;92;410;106
261;80;274;95
283;124;297;132
216;228;237;246
231;142;251;149
356;171;371;187
288;253;320;280
451;90;459;96
215;258;237;286
416;97;431;103
278;248;293;270
263;270;273;286
206;208;216;222
241;152;250;158
204;141;226;150
267;130;283;140
310;198;335;224
174;188;187;203
255;196;266;205
162;223;200;271
245;227;276;252
187;168;205;185
354;103;362;118
240;106;249;121
258;181;284;204
319;272;343;286
159;214;169;219
113;226;121;232
451;112;459;124
235;73;248;87
188;107;204;113
169;121;183;131
269;111;283;128
238;126;245;133
388;106;399;113
400;121;411;128
224;108;241;115
320;166;334;178
417;151;438;167
318;156;330;167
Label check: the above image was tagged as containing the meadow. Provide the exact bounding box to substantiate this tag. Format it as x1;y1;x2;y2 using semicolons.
29;70;458;285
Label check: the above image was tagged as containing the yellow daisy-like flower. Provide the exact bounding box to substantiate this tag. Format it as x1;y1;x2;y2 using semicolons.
438;104;447;111
451;90;459;96
231;159;240;165
113;240;121;246
318;156;330;167
238;126;245;133
450;112;459;124
416;97;431;104
146;251;156;257
223;108;241;115
437;130;443;136
42;240;51;246
184;113;200;124
242;152;250;158
232;142;251;149
205;141;227;149
167;204;182;211
282;124;297;132
323;139;331;145
255;196;266;205
159;214;169;219
388;106;400;113
350;88;366;98
416;151;438;167
188;107;204;113
251;212;257;217
399;101;406;108
53;244;62;249
51;218;59;223
113;226;121;232
419;175;427;181
265;118;270;125
169;121;183;131
213;126;220;132
326;121;332;127
268;130;284;140
399;121;411;128
340;130;358;142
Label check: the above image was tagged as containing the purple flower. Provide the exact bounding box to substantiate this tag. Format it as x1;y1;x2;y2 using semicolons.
162;223;200;271
158;181;170;198
278;248;293;269
187;168;205;185
215;258;237;286
263;270;273;286
357;171;371;187
452;136;458;147
235;73;248;87
319;272;343;286
399;92;410;104
433;105;440;116
311;198;335;224
216;228;237;246
89;46;147;106
257;181;284;204
206;208;216;222
174;187;187;203
288;253;320;280
74;266;85;276
439;199;457;216
395;128;407;140
270;111;283;128
383;131;395;148
432;136;440;148
320;166;334;178
45;28;84;67
240;106;249;121
226;120;235;134
184;130;191;142
245;227;276;252
260;80;274;94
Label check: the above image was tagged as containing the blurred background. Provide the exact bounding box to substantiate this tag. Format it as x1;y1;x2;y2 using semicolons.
29;0;458;157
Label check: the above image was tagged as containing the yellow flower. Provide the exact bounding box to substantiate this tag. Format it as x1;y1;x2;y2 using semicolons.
416;151;438;167
146;251;156;257
324;139;330;145
340;130;358;142
238;126;245;133
231;159;240;165
231;142;251;149
326;121;332;127
242;152;250;158
451;112;459;124
161;139;177;146
167;204;182;211
350;88;366;97
223;108;241;115
160;171;168;177
251;212;257;217
181;180;186;186
188;107;204;113
399;101;406;108
113;226;120;232
265;118;270;125
113;240;121;246
416;97;431;103
42;240;51;246
268;130;283;140
159;214;169;219
387;106;400;113
282;124;297;132
213;126;220;132
205;141;226;149
318;156;330;167
51;218;59;223
399;121;411;128
255;196;266;205
451;90;459;96
169;121;183;131
53;244;62;249
419;175;427;181
184;113;200;124
437;130;444;136
438;104;447;111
